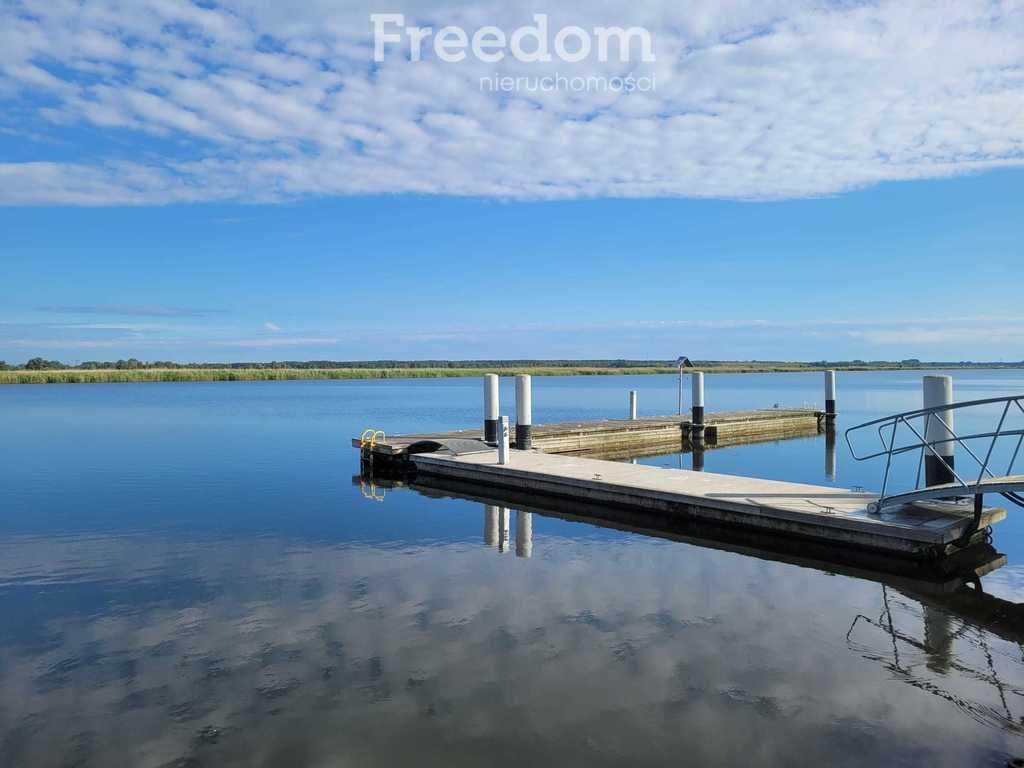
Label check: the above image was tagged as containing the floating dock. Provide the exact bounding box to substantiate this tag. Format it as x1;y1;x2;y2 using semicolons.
356;373;1017;563
402;448;1004;558
355;410;1005;560
355;408;825;459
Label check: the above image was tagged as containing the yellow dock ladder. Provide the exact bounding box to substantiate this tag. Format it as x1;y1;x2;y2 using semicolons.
359;429;386;466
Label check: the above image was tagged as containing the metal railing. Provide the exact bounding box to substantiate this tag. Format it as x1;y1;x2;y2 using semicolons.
845;394;1024;512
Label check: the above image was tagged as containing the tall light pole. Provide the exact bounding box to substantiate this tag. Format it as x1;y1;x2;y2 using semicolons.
676;356;687;415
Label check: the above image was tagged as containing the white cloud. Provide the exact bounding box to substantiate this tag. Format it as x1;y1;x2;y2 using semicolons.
8;313;1023;362
5;338;122;349
0;0;1020;204
263;321;282;332
211;337;340;348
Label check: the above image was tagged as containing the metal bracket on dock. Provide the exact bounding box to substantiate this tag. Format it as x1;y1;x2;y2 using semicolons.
955;494;985;548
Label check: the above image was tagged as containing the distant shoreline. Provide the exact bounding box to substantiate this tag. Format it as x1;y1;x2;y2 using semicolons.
2;362;1022;385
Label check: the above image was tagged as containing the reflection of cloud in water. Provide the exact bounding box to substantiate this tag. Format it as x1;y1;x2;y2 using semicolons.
1;528;1023;767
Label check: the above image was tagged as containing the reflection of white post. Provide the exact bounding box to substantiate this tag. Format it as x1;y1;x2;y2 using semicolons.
484;374;499;444
497;415;510;465
923;606;953;674
923;375;955;487
484;504;498;547
515;375;533;449
515;510;533;559
825;425;837;481
629;390;638;420
498;507;510;553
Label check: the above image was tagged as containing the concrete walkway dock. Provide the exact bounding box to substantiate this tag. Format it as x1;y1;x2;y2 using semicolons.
355;408;824;458
409;449;1005;557
355;373;1016;561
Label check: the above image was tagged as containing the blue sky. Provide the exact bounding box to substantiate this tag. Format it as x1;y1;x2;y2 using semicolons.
1;1;1023;363
3;170;1023;363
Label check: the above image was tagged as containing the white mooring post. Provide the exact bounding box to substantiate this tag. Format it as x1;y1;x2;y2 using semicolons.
691;372;705;439
484;374;499;444
923;375;955;487
515;374;533;450
629;390;638;421
497;415;510;465
825;370;837;423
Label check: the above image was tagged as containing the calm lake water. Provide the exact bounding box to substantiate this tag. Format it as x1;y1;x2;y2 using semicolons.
4;370;1024;767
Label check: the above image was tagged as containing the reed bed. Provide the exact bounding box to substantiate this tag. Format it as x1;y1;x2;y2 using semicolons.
2;362;1001;385
0;366;681;385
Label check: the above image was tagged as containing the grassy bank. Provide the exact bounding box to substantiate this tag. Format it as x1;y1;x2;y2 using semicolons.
3;361;1019;385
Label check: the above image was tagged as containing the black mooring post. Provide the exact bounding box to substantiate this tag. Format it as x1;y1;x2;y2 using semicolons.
825;370;837;424
691;372;705;443
484;374;499;445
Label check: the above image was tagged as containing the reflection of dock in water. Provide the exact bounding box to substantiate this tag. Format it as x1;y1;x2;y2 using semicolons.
848;585;1024;736
468;480;1024;740
358;470;1024;644
353;469;1024;747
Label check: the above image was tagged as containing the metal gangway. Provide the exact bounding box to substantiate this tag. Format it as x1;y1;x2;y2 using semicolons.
846;394;1024;528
